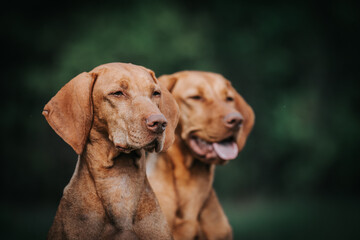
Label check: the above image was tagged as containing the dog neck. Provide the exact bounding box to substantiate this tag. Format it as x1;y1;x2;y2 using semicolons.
155;135;216;224
76;128;146;228
165;135;215;186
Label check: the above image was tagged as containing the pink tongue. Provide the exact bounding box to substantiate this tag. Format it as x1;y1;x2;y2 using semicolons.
189;138;208;156
213;141;238;160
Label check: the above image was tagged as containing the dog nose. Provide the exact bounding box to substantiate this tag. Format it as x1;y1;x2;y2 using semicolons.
146;114;168;133
224;112;243;129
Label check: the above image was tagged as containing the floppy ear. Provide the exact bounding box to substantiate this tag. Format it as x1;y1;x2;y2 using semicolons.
157;74;180;151
42;72;97;155
159;81;180;152
158;74;178;93
230;85;255;152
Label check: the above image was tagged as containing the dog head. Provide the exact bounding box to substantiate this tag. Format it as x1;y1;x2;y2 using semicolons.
43;63;179;155
159;71;254;165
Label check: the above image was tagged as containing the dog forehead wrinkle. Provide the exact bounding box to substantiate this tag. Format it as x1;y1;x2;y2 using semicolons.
203;80;230;103
213;79;230;96
182;85;203;97
135;76;156;93
93;73;126;95
97;64;140;84
120;73;154;97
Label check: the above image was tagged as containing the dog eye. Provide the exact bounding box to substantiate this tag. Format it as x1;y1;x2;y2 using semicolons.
153;91;161;97
226;96;234;102
111;91;124;96
189;95;202;100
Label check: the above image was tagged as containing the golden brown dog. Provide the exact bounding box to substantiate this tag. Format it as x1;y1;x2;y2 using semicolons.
43;63;179;239
146;71;255;240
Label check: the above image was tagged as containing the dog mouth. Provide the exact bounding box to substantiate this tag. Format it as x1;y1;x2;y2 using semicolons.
116;139;161;153
114;131;163;154
188;134;238;161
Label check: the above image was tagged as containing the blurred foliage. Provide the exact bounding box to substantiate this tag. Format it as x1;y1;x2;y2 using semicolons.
1;0;360;239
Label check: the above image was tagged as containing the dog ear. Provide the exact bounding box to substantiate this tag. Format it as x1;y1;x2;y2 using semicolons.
159;81;180;152
230;85;255;152
158;74;179;93
42;72;97;155
156;74;180;151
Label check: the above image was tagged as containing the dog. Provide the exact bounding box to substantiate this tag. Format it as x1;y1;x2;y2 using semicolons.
43;63;179;239
146;71;255;239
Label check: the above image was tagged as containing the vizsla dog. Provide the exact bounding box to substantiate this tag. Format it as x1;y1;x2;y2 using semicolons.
146;71;255;240
43;63;179;239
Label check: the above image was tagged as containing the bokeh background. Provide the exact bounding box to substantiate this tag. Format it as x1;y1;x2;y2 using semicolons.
2;0;360;239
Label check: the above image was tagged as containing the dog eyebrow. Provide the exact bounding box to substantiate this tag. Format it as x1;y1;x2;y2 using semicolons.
198;88;204;96
221;88;229;97
120;80;129;90
150;85;160;93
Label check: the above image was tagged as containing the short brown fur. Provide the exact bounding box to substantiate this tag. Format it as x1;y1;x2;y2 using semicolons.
147;71;254;240
43;63;179;239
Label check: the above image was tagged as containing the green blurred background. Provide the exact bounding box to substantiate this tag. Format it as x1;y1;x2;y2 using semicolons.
2;0;360;239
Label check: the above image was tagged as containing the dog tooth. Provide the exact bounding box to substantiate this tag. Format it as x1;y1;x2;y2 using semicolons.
199;138;207;144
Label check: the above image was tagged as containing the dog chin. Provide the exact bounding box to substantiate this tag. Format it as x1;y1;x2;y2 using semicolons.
200;157;229;165
117;133;164;153
190;152;229;165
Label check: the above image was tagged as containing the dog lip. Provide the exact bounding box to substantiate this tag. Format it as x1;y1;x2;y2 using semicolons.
116;146;133;153
125;134;162;152
143;139;160;152
114;142;133;153
189;133;235;144
116;145;127;150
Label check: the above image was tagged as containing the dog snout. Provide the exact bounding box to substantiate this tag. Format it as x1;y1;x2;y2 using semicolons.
146;114;168;133
223;112;243;129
